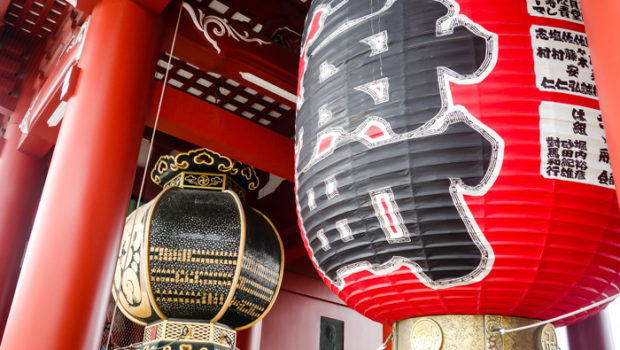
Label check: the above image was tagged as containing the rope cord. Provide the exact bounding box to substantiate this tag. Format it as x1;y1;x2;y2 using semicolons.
135;0;184;209
496;293;620;335
112;3;183;347
377;322;395;350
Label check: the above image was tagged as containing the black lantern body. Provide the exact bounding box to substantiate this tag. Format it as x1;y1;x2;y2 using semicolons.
112;149;284;349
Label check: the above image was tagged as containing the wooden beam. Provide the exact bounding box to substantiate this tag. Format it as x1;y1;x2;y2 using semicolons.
0;0;11;26
17;21;88;157
147;81;295;181
74;0;171;15
162;2;299;108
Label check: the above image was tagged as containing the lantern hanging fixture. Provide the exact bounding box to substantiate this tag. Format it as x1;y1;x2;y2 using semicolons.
112;148;284;350
295;0;620;349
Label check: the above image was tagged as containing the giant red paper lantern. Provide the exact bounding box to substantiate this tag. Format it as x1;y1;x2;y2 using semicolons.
295;0;620;330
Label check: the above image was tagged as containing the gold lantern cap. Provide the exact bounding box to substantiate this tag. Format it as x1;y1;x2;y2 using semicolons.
150;148;259;199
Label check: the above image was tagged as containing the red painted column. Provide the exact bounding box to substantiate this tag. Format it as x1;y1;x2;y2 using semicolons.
0;51;47;341
382;324;393;350
580;0;620;203
0;0;162;348
567;309;614;350
0;123;45;340
555;3;618;348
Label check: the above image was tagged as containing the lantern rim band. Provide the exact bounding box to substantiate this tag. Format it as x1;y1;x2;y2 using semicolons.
112;190;171;326
234;208;285;331
143;187;175;322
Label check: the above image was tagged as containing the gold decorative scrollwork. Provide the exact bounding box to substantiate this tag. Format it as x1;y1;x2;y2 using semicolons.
193;151;215;166
217;157;235;173
112;203;155;324
151;148;260;193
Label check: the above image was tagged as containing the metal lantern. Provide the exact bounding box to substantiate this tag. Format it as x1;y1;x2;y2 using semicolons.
112;149;284;350
295;0;620;349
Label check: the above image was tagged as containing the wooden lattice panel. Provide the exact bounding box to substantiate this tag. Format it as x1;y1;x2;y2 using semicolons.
155;52;295;137
4;0;71;40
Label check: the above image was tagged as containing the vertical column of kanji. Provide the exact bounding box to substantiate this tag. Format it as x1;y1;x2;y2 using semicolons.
0;0;163;349
580;0;620;204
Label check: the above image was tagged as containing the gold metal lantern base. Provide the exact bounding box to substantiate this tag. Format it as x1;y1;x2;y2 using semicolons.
393;315;557;350
141;320;237;350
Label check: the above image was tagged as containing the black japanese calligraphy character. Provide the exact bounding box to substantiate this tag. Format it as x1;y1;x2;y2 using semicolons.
552;48;565;61
575;150;588;159
296;0;499;286
537;47;551;59
548;147;560;158
599;148;610;163
574;34;588;47
547;165;560;176
572;108;586;121
566;65;579;78
547;137;560;148
578;56;589;68
565;49;577;61
549;29;562;41
574;140;587;151
555;79;569;91
542;77;556;89
561;139;574;149
573;121;587;135
575;160;588;170
561;31;574;44
569;80;581;93
575;170;586;180
561;158;575;167
599;171;611;185
536;28;549;40
561;167;574;178
561;149;574;158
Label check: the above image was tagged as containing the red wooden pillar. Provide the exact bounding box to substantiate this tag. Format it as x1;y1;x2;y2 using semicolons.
0;50;47;340
567;309;614;350
382;324;393;350
0;123;45;340
580;0;620;203
0;0;163;348
236;321;263;350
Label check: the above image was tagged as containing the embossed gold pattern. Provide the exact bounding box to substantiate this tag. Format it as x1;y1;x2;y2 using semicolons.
143;320;236;348
163;172;226;191
151;148;259;195
410;318;442;350
395;315;555;350
537;324;558;350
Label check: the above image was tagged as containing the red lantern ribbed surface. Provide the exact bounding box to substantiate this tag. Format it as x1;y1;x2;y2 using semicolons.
295;0;620;326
